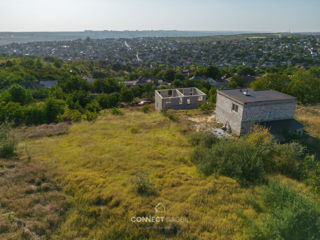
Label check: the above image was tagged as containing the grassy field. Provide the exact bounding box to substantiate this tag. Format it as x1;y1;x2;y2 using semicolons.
14;108;255;240
2;105;317;240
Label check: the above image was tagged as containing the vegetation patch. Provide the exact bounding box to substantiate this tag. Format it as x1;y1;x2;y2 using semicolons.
0;123;17;157
0;159;68;240
243;179;320;240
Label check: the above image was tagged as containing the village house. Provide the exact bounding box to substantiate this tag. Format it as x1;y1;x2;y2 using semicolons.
155;87;206;111
215;88;304;136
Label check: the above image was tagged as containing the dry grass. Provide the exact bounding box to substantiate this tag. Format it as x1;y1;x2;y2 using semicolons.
0;159;68;240
18;108;255;240
13;106;318;239
295;104;320;158
16;122;70;139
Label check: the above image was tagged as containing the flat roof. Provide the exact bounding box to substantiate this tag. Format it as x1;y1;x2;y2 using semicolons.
217;88;296;104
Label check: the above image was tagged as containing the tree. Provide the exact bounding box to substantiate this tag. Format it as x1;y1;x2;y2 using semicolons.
237;66;256;76
206;66;222;80
228;75;245;88
120;87;134;103
97;93;119;109
287;70;320;104
45;98;66;123
164;69;176;82
60;77;90;93
250;73;289;92
7;84;33;105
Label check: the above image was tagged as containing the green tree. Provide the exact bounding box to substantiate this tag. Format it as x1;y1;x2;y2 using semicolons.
250;73;289;92
97;93;119;109
287;70;320;104
7;84;33;105
45;98;66;123
120;87;134;103
163;69;176;82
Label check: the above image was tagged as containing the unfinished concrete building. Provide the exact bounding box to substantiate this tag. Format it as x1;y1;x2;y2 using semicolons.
216;88;303;136
155;88;207;111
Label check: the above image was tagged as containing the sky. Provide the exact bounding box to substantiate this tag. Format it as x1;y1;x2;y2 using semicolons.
0;0;319;32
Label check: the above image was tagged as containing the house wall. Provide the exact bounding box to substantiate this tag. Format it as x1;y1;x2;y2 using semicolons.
241;100;297;133
215;93;244;135
216;92;297;135
155;91;164;111
155;88;206;111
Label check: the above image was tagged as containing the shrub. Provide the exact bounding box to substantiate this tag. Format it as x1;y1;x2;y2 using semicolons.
167;113;176;121
97;93;119;109
141;105;151;113
58;109;83;122
199;102;214;111
85;111;98;122
130;126;140;134
0;123;17;157
131;171;156;195
191;139;266;185
189;131;219;148
245;180;320;240
24;103;46;125
44;98;66;123
111;107;122;115
273;142;311;179
85;100;101;113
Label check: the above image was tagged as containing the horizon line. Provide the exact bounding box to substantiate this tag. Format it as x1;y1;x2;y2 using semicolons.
0;30;319;34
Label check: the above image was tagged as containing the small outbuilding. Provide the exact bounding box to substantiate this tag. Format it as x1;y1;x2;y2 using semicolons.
215;88;303;136
155;87;206;111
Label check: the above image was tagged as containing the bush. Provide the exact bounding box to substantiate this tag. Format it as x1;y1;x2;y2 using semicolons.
24;103;46;125
44;98;66;123
189;131;219;148
85;111;98;122
0;123;17;157
192;139;266;185
97;93;119;109
130;126;140;134
199;102;214;111
130;172;156;195
167;113;176;121
58;109;83;122
191;127;314;185
141;105;150;113
245;180;320;240
111;107;122;115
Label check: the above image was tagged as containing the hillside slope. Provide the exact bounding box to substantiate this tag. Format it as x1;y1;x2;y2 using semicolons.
18;108;254;240
12;107;319;240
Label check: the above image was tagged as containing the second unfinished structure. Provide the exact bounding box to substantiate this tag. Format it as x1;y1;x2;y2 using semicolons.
155;88;207;111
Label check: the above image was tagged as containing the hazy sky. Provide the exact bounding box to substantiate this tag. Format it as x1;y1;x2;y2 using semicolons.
0;0;319;32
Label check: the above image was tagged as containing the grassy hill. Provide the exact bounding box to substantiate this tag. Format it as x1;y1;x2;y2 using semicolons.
16;108;253;239
1;106;318;239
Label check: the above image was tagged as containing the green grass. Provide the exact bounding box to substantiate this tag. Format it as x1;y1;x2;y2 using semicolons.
19;108;254;240
15;107;319;240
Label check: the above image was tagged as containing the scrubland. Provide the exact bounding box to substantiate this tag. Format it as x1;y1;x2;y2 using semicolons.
0;106;319;240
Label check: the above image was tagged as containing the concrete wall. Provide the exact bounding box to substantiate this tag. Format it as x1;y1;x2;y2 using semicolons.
215;93;244;134
155;91;164;111
216;92;297;135
241;100;297;133
155;88;206;111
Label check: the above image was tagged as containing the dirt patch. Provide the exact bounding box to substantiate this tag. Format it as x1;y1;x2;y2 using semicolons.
186;114;219;131
16;122;70;139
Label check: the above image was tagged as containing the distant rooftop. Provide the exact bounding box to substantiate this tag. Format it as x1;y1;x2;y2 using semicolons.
217;88;296;104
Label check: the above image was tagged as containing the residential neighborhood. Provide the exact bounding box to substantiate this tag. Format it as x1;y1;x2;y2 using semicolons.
1;34;319;68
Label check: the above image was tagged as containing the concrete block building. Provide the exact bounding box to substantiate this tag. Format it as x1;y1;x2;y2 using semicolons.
155;88;206;111
216;88;303;136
